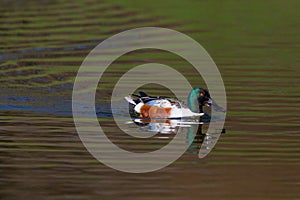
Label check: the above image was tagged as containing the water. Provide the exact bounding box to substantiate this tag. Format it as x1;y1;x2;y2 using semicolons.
1;0;300;199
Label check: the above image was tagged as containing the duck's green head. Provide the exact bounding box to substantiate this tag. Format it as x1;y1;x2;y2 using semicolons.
188;88;212;112
188;87;226;113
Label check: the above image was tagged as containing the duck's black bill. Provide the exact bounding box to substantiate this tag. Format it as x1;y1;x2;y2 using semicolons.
204;98;226;112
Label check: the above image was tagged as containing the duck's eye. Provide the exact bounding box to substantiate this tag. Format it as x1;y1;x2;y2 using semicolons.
199;93;204;97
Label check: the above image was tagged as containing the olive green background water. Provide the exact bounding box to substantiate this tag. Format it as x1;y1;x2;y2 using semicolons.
0;0;299;199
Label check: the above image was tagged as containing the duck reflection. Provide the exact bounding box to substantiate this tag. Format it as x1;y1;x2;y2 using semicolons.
128;118;206;151
131;118;200;134
127;116;225;155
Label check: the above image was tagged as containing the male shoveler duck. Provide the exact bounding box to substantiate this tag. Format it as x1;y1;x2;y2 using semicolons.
125;87;225;119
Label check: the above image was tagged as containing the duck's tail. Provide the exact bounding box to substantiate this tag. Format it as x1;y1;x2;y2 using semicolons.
124;96;136;105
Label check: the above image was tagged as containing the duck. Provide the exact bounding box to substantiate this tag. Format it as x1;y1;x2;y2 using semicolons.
124;87;224;119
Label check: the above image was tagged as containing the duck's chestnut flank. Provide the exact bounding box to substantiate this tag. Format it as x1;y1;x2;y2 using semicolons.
140;104;172;118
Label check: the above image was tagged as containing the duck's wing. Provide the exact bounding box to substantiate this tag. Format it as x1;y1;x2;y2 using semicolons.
138;91;166;104
125;92;163;107
163;98;190;109
130;91;191;110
